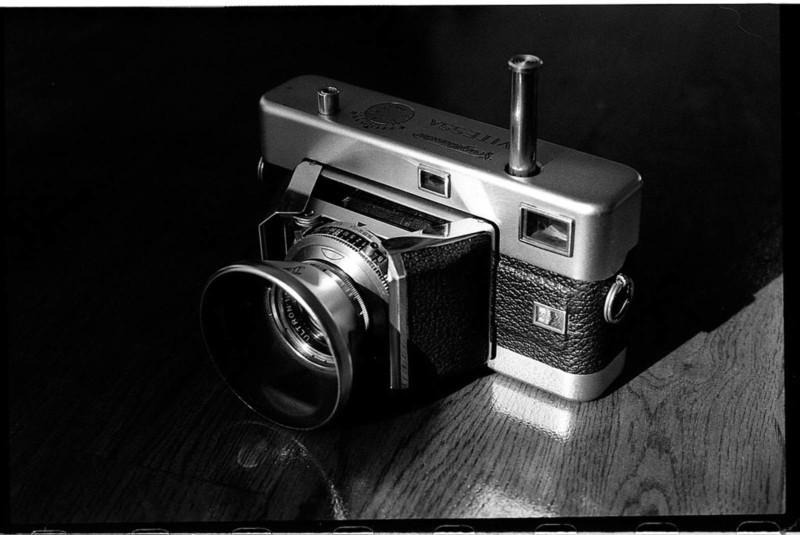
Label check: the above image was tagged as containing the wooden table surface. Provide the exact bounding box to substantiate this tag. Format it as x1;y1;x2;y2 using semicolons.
5;5;788;530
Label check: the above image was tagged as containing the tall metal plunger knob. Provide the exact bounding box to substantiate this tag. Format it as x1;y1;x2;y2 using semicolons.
507;54;542;178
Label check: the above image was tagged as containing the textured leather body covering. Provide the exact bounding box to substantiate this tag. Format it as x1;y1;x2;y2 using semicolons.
496;254;627;375
402;234;493;379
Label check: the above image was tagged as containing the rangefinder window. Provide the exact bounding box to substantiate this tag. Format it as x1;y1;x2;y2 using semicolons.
417;165;451;198
519;205;574;256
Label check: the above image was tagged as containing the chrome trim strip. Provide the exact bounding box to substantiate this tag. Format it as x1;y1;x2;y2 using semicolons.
488;346;626;401
387;257;409;389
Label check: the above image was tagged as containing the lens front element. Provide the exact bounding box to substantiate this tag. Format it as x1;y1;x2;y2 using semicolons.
269;286;335;369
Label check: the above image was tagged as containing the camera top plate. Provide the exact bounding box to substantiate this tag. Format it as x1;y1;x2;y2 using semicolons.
259;75;641;282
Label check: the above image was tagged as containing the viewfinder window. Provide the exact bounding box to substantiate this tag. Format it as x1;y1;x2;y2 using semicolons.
519;205;573;256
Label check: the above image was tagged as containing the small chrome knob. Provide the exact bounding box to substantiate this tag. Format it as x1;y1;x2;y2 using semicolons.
317;86;340;115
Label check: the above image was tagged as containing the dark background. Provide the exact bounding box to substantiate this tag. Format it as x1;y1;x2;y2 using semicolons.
5;5;787;528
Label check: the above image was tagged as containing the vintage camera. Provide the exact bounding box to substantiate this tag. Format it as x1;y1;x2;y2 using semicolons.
201;55;641;429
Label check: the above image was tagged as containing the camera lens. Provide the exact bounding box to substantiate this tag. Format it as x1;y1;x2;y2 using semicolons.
200;261;365;429
201;222;390;429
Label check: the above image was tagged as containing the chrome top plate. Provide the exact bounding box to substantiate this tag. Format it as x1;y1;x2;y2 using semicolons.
260;75;641;281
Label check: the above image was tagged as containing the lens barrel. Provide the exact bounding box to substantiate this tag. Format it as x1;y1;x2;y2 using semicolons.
200;261;364;429
201;221;391;429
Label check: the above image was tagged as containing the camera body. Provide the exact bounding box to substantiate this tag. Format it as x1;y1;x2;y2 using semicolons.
201;63;641;429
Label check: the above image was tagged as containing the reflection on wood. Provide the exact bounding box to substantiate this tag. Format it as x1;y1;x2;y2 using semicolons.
9;274;784;520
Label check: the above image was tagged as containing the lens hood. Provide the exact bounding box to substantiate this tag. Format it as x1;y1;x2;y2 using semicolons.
200;261;362;429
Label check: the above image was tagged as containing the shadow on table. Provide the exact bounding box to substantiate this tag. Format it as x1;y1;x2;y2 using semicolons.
606;160;783;393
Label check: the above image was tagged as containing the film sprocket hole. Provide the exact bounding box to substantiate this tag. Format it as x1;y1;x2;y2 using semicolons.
200;55;642;430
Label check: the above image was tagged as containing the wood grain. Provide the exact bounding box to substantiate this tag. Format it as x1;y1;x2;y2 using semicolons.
8;277;785;521
6;5;784;525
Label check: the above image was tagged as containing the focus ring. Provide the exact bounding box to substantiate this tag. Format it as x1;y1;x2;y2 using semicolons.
305;259;371;330
304;223;390;295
